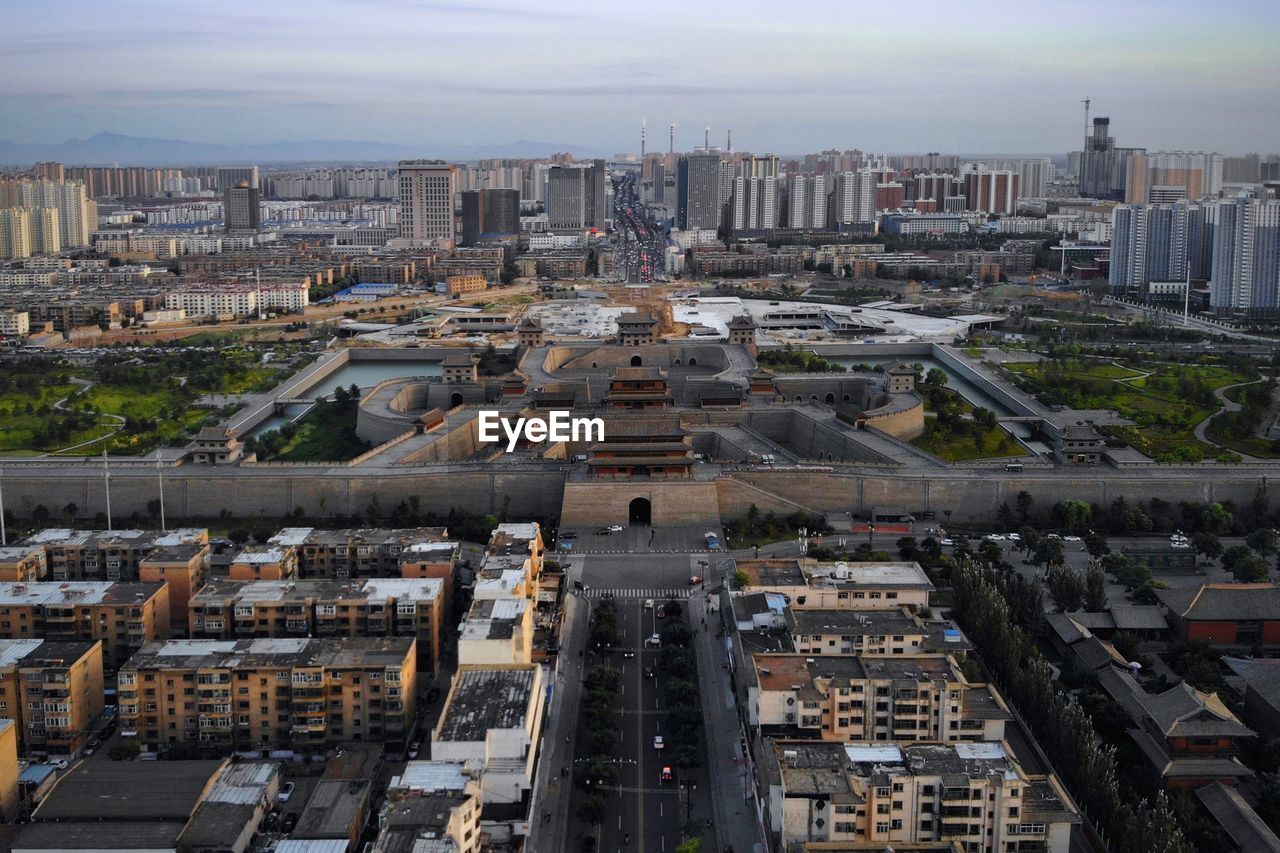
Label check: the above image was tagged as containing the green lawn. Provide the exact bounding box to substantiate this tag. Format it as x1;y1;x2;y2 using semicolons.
1003;359;1250;462
910;419;1029;462
264;405;369;462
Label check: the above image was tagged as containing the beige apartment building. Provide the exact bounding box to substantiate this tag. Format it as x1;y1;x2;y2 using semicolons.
119;637;417;751
188;578;446;675
765;741;1079;852
20;528;209;582
0;547;47;582
0;639;105;757
268;527;452;580
747;654;1010;744
139;544;210;637
0;581;170;668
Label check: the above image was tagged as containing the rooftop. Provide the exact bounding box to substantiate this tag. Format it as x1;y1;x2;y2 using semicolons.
0;580;163;607
1156;583;1280;621
460;598;527;641
808;560;935;591
436;666;538;741
1098;666;1254;739
294;778;371;839
192;577;442;606
1196;781;1280;853
32;759;227;822
126;636;414;670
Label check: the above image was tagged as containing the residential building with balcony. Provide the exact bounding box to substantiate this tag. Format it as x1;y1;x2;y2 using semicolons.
457;598;533;665
139;544;210;637
0;547;47;582
0;639;104;757
762;740;1079;852
118;637;416;751
0;580;169;668
746;654;1009;743
19;528;208;581
735;559;935;611
188;577;445;675
271;526;452;580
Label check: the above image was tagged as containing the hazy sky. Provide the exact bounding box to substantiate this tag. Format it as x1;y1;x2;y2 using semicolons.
4;0;1278;154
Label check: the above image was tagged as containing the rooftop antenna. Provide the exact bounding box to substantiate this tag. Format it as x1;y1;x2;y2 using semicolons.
1081;97;1091;149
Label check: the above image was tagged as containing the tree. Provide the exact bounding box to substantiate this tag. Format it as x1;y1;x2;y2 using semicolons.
1032;536;1065;570
978;540;1003;564
1015;490;1033;522
1247;527;1279;557
924;367;948;386
577;795;606;825
1047;566;1085;612
676;841;703;853
1084;532;1109;560
973;407;998;431
997;502;1016;530
1192;531;1222;562
896;536;919;561
1231;550;1270;582
1053;499;1092;535
1018;525;1041;555
1085;565;1108;611
1201;502;1234;535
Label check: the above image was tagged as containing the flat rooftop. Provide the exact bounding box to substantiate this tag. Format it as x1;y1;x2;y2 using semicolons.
32;759;227;821
126;636;414;670
436;666;537;742
0;580;163;607
192;577;442;605
753;653;955;692
809;561;935;591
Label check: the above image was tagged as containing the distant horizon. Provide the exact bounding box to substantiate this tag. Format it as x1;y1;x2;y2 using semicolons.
4;0;1278;154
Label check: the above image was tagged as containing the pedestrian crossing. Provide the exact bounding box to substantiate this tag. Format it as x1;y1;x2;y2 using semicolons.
583;587;693;599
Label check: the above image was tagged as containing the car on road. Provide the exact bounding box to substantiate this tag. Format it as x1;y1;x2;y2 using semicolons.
1063;535;1082;542
983;534;1006;542
645;634;661;648
654;735;664;750
606;524;623;532
689;575;703;585
643;599;654;609
940;539;954;546
656;605;665;618
48;759;68;770
278;782;295;803
644;667;655;678
408;741;421;759
622;651;636;658
660;766;673;782
594;527;613;536
83;739;100;756
1006;532;1021;542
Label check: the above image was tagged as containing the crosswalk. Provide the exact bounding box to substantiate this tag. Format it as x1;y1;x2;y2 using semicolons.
583;587;693;599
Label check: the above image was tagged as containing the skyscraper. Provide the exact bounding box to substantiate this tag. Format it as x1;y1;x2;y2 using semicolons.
962;168;1020;215
1018;159;1054;199
1210;194;1280;314
676;152;723;230
1079;117;1145;201
546;162;608;230
398;161;457;245
222;181;261;232
216;166;259;190
16;180;93;247
1109;203;1195;299
727;176;777;232
460;188;520;245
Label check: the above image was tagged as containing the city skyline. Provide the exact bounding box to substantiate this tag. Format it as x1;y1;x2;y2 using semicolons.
3;0;1278;155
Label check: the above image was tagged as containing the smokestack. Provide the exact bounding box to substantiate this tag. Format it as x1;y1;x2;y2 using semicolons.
669;123;675;155
704;126;710;151
641;118;646;159
727;129;732;154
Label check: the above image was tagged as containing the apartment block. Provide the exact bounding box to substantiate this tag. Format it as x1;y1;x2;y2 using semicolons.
374;790;483;853
734;559;935;611
0;719;16;820
788;608;968;657
432;665;546;810
763;741;1079;852
20;528;209;581
458;598;533;665
139;544;210;636
270;527;451;580
189;577;446;675
227;545;299;581
747;654;1010;743
0;639;105;757
0;547;47;582
0;581;169;668
119;637;417;750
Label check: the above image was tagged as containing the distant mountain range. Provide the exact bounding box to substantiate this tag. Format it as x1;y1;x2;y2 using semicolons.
0;132;611;166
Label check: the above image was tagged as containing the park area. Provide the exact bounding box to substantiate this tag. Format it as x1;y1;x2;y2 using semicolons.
0;348;287;457
1001;357;1254;462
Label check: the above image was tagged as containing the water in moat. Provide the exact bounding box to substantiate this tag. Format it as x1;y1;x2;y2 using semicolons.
825;355;1016;416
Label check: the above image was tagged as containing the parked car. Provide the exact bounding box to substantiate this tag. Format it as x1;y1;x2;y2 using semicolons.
278;782;295;803
689;575;703;585
48;759;68;770
606;524;623;532
408;741;421;759
282;812;298;833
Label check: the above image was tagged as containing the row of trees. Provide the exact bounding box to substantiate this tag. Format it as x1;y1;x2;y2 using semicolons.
656;606;703;773
951;560;1193;852
994;492;1271;539
576;597;622;826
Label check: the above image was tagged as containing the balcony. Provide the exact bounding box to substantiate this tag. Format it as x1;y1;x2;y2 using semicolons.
941;789;970;802
940;824;969;837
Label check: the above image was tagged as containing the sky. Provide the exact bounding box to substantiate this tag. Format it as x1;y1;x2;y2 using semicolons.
3;0;1279;155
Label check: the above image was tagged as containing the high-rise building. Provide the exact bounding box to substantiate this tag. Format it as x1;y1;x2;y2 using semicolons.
1110;203;1196;298
727;176;777;232
740;154;779;180
215;165;259;190
1210;193;1280;314
545;162;607;230
398;160;458;245
34;162;65;182
1018;158;1054;198
222;181;261;232
787;175;826;228
15;179;93;247
676;152;724;230
1080;117;1145;200
962;168;1020;214
0;209;32;260
460;188;520;245
1126;151;1223;203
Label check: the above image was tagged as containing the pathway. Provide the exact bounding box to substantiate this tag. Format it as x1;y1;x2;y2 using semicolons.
42;378;126;456
1192;379;1260;458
